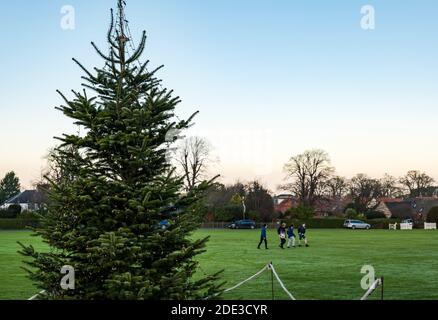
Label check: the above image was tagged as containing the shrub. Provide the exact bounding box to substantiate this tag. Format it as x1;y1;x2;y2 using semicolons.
280;217;401;229
366;211;387;220
17;210;40;220
9;204;22;215
283;218;345;229
269;211;280;222
0;205;22;219
344;203;359;213
284;208;293;218
247;210;261;222
367;218;401;229
427;207;438;223
345;208;358;218
287;205;314;220
357;213;366;220
0;218;40;230
202;212;215;223
214;204;243;222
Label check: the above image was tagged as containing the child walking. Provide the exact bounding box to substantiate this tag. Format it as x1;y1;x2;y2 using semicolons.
298;223;309;247
277;223;287;249
257;224;268;249
287;224;296;248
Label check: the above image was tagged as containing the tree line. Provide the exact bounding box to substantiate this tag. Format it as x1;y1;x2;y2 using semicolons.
173;145;437;221
283;149;437;214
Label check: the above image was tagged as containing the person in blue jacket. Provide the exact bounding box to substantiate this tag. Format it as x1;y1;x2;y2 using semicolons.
257;224;268;249
298;223;309;247
287;224;296;248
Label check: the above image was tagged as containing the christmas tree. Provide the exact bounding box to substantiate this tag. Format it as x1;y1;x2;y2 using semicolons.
20;0;222;300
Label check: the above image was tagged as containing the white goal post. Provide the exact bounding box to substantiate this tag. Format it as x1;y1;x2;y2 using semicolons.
424;223;437;230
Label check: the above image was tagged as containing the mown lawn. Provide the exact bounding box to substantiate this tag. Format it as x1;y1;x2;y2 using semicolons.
1;229;438;300
0;231;48;300
195;229;438;300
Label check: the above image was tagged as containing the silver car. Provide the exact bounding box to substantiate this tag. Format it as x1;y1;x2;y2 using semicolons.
343;220;371;230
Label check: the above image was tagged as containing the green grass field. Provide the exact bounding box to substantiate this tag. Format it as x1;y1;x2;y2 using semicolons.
1;229;438;300
0;231;48;300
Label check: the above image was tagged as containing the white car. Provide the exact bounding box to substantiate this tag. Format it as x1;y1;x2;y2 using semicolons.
343;220;371;230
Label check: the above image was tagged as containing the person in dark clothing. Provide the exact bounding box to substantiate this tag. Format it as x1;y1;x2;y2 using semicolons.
298;223;309;247
277;223;287;249
287;224;296;248
257;224;268;249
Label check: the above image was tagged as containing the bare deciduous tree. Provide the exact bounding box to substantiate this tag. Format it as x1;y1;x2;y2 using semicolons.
283;149;334;207
175;136;212;191
399;170;435;197
349;174;382;212
324;175;348;198
380;173;402;198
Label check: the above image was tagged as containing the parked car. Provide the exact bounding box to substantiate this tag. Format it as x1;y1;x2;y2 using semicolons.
227;219;256;229
343;220;371;230
401;219;413;225
159;220;170;230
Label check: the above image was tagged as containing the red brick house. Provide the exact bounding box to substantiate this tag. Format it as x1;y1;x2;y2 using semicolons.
273;194;296;214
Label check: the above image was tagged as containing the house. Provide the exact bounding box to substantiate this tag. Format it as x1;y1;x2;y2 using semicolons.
376;201;415;219
377;197;404;203
273;194;296;214
376;197;438;220
0;190;47;211
406;197;438;220
274;194;352;217
313;195;353;217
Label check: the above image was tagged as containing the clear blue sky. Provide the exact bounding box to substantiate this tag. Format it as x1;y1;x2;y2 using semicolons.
1;0;438;190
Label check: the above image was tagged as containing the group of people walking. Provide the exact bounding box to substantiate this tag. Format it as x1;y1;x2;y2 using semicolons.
257;222;309;250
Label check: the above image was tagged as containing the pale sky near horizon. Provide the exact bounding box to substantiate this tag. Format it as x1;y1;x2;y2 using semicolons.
1;0;438;192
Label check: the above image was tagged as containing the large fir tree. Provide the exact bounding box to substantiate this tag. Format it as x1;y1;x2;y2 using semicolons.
20;0;221;300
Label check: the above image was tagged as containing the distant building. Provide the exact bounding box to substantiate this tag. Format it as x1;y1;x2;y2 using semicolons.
376;197;438;219
377;197;404;203
273;194;296;214
274;194;353;217
314;196;353;217
376;201;415;219
0;190;47;211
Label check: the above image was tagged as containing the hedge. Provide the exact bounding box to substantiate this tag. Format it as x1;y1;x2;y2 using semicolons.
0;205;22;219
281;218;402;229
0;219;40;230
367;218;402;229
0;217;405;230
283;218;344;229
